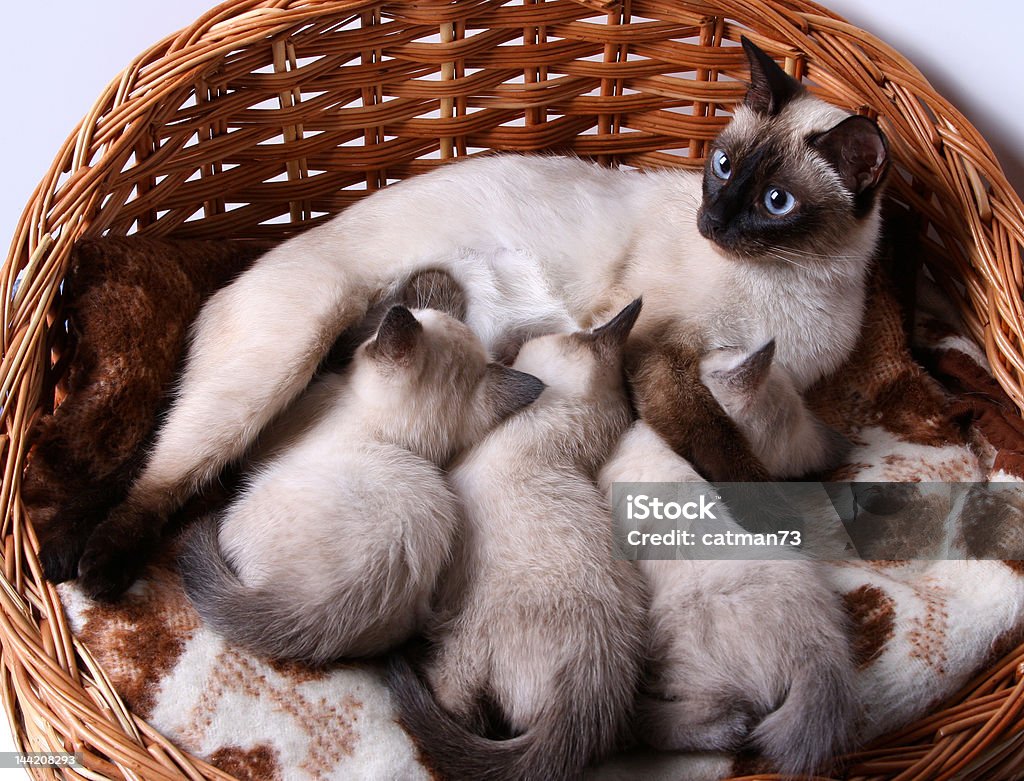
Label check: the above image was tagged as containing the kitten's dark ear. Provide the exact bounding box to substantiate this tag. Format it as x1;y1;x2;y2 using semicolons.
815;421;854;475
400;269;467;321
741;36;805;115
808;115;890;214
588;298;643;353
708;339;775;396
484;364;545;422
373;306;422;364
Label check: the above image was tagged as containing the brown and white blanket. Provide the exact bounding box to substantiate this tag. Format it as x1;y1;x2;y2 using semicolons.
57;270;1024;781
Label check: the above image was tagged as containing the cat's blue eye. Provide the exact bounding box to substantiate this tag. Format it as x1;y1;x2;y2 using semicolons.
711;150;731;180
764;186;796;216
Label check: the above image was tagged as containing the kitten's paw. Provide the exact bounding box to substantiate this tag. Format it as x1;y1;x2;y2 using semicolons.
77;509;161;602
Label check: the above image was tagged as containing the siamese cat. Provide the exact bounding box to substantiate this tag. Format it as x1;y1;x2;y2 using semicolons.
179;305;543;664
75;37;889;599
599;343;855;776
388;300;648;781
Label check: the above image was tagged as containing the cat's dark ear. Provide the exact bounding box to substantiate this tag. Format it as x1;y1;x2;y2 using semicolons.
741;36;805;115
808;115;890;214
707;339;775;396
587;298;643;354
373;306;422;364
483;364;545;421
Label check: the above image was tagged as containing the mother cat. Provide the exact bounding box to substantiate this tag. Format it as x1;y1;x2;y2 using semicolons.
68;38;889;599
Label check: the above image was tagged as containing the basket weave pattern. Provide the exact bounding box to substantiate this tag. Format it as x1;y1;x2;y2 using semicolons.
3;0;1024;778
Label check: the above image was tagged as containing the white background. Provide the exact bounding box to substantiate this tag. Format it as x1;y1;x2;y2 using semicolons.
0;0;1022;772
1;0;1022;254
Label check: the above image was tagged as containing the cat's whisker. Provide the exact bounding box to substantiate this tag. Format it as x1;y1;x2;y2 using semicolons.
681;197;703;215
755;243;862;261
748;239;861;264
675;194;701;210
760;251;811;271
428;274;438;308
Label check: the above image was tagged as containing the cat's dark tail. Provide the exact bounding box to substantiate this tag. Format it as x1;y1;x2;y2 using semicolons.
387;653;622;781
179;515;378;665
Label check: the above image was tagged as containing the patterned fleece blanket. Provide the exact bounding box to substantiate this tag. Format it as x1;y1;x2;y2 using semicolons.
58;270;1024;781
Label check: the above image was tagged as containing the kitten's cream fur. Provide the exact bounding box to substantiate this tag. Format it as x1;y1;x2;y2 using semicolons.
599;344;856;776
700;339;848;478
179;306;543;664
388;301;647;781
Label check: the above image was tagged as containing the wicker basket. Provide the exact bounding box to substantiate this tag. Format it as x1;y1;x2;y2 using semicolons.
3;0;1024;778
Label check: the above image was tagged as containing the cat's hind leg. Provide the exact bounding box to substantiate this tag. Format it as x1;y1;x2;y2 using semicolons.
626;335;771;482
26;430;139;583
76;241;379;600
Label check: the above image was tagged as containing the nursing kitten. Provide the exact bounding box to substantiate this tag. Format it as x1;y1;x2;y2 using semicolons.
76;37;889;599
626;332;772;482
29;256;463;590
388;300;647;781
318;268;468;372
599;343;855;776
700;339;848;478
179;306;542;664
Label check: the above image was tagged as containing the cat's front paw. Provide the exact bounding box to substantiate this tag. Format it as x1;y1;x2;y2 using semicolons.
38;526;92;584
34;497;118;584
77;507;162;602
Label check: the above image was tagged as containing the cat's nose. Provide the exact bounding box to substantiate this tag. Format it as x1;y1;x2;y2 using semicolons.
697;209;723;240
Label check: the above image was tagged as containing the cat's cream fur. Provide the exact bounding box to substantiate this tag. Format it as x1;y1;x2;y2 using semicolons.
388;301;647;781
599;344;856;776
142;107;868;493
78;38;888;599
179;306;543;664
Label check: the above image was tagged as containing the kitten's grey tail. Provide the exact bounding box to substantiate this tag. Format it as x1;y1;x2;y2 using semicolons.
640;641;856;776
749;651;856;776
387;651;630;781
179;515;377;665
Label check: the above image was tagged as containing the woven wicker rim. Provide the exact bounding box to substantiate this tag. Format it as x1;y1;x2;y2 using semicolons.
2;1;1024;779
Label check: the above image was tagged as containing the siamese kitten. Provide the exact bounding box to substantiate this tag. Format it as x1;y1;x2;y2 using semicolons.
626;333;772;483
599;343;855;776
179;306;543;664
700;339;848;478
77;37;889;599
388;300;647;781
318;268;469;373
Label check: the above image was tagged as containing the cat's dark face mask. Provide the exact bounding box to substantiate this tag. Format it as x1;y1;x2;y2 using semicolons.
696;38;889;264
697;140;824;259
